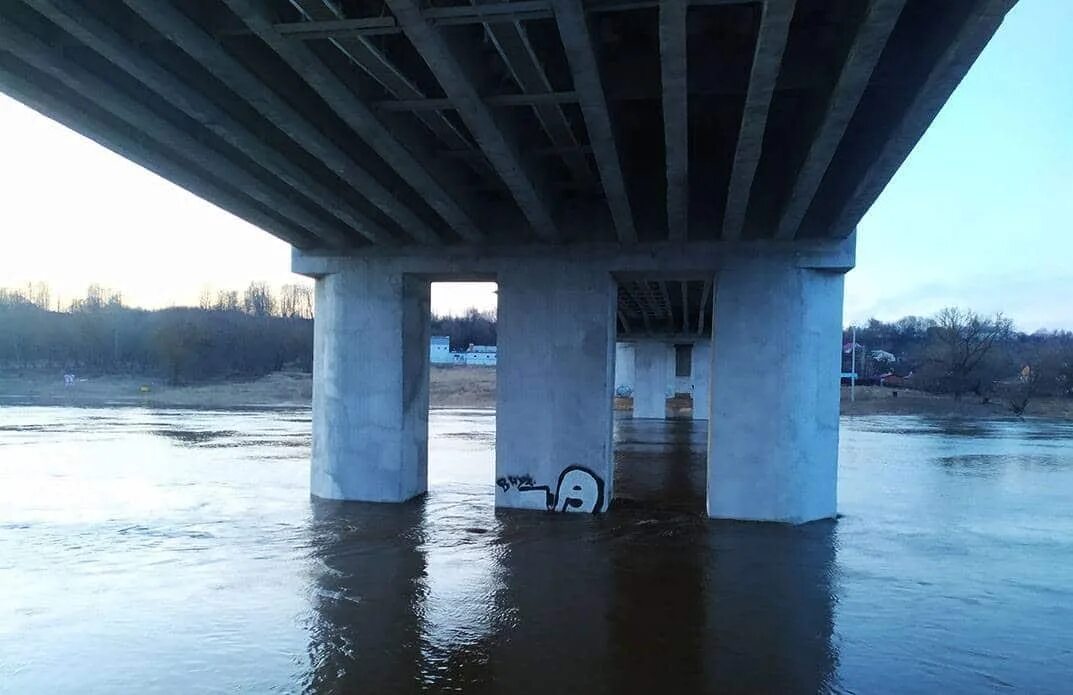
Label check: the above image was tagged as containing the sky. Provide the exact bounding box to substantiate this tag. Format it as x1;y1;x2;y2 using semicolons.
0;1;1069;329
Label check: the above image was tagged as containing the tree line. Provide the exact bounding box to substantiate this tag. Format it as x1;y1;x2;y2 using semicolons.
0;283;496;384
845;308;1073;413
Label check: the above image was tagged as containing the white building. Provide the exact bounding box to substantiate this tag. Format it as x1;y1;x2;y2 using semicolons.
429;336;496;367
461;344;496;367
430;335;452;364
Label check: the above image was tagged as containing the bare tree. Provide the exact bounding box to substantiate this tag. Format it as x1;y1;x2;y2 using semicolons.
214;290;240;313
26;282;51;310
70;284;123;312
279;283;314;319
198;286;215;310
922;307;1013;399
243;282;277;317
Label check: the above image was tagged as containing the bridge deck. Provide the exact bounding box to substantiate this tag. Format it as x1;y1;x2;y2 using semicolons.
0;0;1014;249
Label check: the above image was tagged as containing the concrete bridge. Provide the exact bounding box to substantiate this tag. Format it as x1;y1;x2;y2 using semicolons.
0;0;1014;521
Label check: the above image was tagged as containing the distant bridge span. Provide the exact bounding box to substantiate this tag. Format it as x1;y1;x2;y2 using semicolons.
0;0;1016;521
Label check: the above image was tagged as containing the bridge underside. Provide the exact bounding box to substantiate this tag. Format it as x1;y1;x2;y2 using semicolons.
0;0;1014;521
0;0;1012;249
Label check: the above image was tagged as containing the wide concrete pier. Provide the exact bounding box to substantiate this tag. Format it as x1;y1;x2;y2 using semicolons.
0;0;1016;522
297;240;851;521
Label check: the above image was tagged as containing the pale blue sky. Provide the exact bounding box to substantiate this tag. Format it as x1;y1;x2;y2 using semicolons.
847;0;1073;330
0;1;1067;328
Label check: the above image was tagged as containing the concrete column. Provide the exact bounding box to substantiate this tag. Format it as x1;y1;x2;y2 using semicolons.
707;259;845;523
690;341;711;421
633;341;670;419
496;261;616;513
614;342;635;395
311;264;430;502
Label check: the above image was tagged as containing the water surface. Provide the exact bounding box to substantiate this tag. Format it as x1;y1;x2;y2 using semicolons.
2;407;1072;693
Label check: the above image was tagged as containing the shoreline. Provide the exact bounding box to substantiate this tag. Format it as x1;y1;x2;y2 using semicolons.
2;371;1071;420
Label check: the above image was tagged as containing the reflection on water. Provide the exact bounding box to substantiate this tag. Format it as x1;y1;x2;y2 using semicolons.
1;408;1072;692
304;501;835;694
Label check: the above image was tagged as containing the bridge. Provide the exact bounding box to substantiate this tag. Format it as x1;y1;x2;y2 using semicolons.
0;0;1015;521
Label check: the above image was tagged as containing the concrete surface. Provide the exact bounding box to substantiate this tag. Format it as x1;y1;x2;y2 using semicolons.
707;258;844;523
310;265;430;502
495;261;617;513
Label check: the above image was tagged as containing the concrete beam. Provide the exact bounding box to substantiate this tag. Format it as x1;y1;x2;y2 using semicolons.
660;0;689;241
775;0;906;240
386;0;560;242
553;0;638;244
292;233;856;276
696;279;712;335
658;281;674;332
121;0;436;245
288;0;472;152
829;0;1017;238
680;280;690;333
722;0;796;241
0;63;318;249
0;18;353;248
376;92;578;112
265;0;759;40
619;282;653;332
224;0;483;244
477;0;593;187
26;0;389;248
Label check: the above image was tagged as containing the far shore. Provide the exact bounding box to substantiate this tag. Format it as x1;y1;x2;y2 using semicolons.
0;366;495;410
1;370;1071;419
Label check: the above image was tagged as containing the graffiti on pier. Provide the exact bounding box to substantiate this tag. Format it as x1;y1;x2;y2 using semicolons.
496;465;605;514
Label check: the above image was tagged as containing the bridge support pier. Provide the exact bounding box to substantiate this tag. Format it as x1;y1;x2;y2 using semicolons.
632;341;670;419
495;261;616;513
706;259;845;523
690;341;711;421
310;265;430;502
295;233;853;522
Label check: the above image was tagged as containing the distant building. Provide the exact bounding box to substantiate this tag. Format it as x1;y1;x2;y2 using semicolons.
462;344;497;366
429;336;496;367
430;335;452;364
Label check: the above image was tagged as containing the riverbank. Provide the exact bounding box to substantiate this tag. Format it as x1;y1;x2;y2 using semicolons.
0;366;496;409
839;385;1073;418
3;370;1070;418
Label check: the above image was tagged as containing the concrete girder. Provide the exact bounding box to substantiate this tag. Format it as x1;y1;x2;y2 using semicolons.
476;0;594;188
120;0;436;245
553;0;638;244
0;17;354;248
829;0;1018;238
680;280;690;333
696;279;712;336
775;0;906;240
660;0;689;241
385;0;561;242
223;0;485;244
0;0;1014;248
284;0;485;177
24;0;391;248
0;64;318;249
721;0;795;241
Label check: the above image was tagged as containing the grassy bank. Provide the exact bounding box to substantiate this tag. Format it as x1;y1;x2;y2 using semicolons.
3;370;1070;418
840;385;1073;419
0;365;496;409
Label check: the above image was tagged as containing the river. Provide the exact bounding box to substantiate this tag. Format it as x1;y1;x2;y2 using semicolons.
1;407;1071;693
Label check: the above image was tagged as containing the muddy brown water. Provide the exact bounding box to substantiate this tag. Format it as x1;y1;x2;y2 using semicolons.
2;407;1072;693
